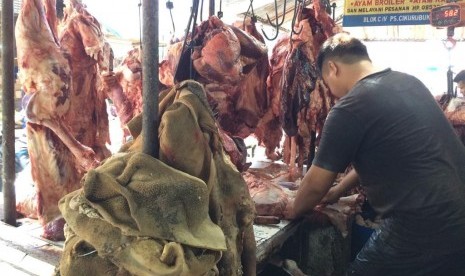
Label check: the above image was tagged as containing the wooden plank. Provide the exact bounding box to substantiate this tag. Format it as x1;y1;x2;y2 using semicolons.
0;221;62;267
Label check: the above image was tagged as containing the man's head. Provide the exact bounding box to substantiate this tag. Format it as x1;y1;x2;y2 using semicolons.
453;70;465;97
316;33;372;98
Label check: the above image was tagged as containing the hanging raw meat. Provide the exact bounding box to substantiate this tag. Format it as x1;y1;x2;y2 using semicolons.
102;46;172;141
281;2;338;173
255;35;289;161
189;16;269;137
114;47;143;117
159;16;270;171
59;0;112;160
15;0;111;240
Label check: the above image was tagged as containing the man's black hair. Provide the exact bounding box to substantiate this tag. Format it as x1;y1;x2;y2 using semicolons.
453;70;465;83
316;33;371;74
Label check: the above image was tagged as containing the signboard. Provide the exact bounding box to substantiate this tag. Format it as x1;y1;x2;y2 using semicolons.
343;0;452;27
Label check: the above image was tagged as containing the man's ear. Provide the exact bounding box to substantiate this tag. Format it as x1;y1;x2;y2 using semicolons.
327;61;338;77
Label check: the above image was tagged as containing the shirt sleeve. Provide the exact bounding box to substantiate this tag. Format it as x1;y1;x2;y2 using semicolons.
313;107;365;173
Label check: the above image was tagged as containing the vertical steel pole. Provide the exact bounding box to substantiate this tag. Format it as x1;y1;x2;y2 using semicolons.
209;0;215;16
2;0;17;226
142;0;159;158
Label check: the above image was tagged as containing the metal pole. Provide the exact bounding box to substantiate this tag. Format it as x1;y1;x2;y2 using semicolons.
2;0;17;226
209;0;215;16
142;0;159;158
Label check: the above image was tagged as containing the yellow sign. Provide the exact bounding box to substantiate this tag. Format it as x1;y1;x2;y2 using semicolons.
343;0;459;26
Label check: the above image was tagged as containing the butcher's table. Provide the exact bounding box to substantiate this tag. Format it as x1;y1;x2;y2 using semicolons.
254;219;301;271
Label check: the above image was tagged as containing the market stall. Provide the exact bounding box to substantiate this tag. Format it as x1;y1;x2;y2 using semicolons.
6;0;465;275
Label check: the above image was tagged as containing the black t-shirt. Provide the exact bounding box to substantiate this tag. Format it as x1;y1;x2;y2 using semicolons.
314;68;465;251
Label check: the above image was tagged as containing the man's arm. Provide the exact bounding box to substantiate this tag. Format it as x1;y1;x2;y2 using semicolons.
293;165;338;218
321;169;359;204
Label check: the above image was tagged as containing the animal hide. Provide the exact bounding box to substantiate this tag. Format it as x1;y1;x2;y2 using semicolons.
59;80;256;276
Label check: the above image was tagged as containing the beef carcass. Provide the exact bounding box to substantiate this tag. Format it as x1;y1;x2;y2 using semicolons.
59;0;112;160
190;16;269;138
159;42;183;87
114;47;143;117
254;35;289;161
103;47;171;140
15;0;111;240
281;2;338;172
161;16;270;171
101;47;142;138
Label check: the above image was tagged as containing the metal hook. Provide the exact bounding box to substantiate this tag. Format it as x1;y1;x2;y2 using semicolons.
218;0;223;18
243;0;257;30
166;1;175;34
267;0;287;28
291;0;303;35
174;0;200;81
331;2;337;21
261;24;280;41
262;0;286;40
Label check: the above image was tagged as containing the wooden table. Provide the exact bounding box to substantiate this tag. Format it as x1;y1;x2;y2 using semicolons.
254;219;301;271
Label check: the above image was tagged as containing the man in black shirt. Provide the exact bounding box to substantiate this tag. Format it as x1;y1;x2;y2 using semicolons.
453;70;465;96
292;33;465;275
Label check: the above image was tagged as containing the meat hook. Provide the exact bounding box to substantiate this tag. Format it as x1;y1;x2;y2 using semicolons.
218;0;223;18
267;0;287;28
243;0;257;30
291;0;303;35
174;0;200;81
261;0;285;40
166;1;175;35
331;2;337;21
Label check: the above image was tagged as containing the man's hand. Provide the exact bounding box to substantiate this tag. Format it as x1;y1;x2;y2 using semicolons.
321;169;360;205
283;198;297;220
293;165;338;218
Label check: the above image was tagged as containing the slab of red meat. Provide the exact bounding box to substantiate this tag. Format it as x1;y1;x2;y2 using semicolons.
218;129;250;172
191;16;243;84
168;17;268;137
282;8;321;137
59;0;112;160
254;35;289;161
280;3;338;170
114;48;143;117
15;0;111;240
160;17;269;171
102;46;173;143
159;42;183;87
244;163;362;234
243;171;290;219
102;47;143;131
